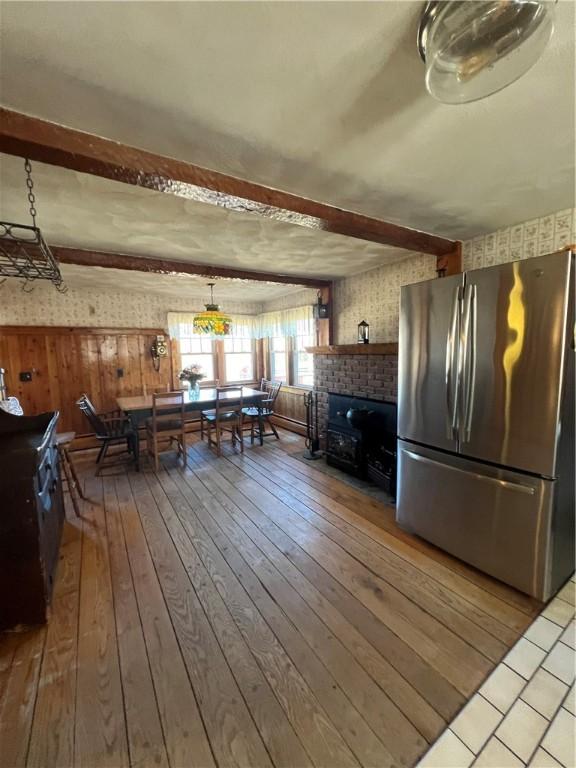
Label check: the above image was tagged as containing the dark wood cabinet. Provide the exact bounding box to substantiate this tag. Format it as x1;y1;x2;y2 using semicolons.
0;408;65;630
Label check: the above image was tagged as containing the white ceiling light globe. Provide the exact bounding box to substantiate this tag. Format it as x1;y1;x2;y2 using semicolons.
418;0;557;104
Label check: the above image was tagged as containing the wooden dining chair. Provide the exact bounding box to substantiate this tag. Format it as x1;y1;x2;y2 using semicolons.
145;390;187;471
142;383;171;396
76;394;136;475
242;379;282;443
200;386;244;457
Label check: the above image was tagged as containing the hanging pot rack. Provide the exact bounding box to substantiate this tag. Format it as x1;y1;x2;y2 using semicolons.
0;159;66;292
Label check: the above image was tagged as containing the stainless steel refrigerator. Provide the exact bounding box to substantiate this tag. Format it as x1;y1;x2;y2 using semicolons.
397;250;574;601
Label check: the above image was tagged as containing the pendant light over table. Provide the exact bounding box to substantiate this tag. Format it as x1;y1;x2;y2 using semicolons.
193;282;232;336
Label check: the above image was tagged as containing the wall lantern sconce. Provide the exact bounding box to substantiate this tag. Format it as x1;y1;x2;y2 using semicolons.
313;291;330;319
357;320;370;344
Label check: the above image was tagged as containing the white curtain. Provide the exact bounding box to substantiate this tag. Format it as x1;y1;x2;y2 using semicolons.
167;312;196;340
167;305;314;340
255;305;314;338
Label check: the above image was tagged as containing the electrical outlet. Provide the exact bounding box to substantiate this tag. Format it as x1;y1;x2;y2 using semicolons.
19;371;32;382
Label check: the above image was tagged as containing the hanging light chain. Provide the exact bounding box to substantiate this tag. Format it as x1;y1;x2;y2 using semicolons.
24;159;37;229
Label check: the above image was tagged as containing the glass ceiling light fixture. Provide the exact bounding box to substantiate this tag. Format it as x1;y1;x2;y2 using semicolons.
418;1;557;104
0;159;66;292
193;282;232;336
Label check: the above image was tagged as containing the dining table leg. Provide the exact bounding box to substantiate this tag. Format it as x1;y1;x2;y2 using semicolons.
130;414;141;471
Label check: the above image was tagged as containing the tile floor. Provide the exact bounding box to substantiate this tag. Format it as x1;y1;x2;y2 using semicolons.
417;574;576;768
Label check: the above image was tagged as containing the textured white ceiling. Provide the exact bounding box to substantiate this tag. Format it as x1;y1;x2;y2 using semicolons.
58;263;308;302
0;154;417;287
0;0;573;243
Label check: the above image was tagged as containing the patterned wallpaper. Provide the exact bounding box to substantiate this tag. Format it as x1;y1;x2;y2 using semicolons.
2;209;573;339
262;287;318;312
334;254;437;343
0;282;263;329
462;208;575;271
334;207;575;344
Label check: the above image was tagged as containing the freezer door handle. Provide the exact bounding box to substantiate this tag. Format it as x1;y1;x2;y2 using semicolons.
460;283;477;443
445;285;462;440
402;449;536;495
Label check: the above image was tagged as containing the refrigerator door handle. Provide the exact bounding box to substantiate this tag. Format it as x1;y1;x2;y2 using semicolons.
402;449;536;494
445;286;462;440
459;283;477;443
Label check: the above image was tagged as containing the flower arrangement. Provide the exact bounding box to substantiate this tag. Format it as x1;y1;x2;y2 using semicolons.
179;364;205;386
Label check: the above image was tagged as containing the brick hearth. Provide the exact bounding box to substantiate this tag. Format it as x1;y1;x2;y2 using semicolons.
313;352;398;437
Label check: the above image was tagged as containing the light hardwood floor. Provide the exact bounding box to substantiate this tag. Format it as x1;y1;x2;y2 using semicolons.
0;430;542;768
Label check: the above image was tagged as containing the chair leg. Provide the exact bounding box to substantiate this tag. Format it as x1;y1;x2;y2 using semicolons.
201;414;204;440
216;422;222;457
65;446;86;500
96;441;106;464
96;441;109;476
181;430;187;467
267;415;280;439
60;447;82;517
250;416;255;445
238;419;244;453
154;434;160;472
128;430;140;472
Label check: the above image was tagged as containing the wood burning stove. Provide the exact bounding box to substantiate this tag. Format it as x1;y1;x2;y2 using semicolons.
326;392;397;498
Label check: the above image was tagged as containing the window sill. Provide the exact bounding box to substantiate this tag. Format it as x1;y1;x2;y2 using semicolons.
280;383;313;393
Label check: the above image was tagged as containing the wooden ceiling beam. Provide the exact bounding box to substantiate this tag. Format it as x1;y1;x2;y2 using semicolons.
52;246;332;288
0;108;458;257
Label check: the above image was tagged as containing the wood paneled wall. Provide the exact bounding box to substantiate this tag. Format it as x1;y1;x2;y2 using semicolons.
272;385;307;435
0;326;174;434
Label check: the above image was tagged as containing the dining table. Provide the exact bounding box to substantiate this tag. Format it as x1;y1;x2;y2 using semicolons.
117;386;267;470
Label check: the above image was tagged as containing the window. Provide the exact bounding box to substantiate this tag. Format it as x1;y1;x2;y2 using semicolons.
270;337;287;383
268;334;314;388
293;333;314;387
177;334;256;385
170;310;314;389
224;338;254;382
179;336;216;382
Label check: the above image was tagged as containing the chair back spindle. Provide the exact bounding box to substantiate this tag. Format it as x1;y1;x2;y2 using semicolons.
76;394;107;436
241;379;282;444
146;390;187;471
200;386;245;457
75;393;136;474
262;379;281;408
151;390;185;430
216;386;244;420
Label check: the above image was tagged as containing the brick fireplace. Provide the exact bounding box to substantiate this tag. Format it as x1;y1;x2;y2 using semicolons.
310;344;399;438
